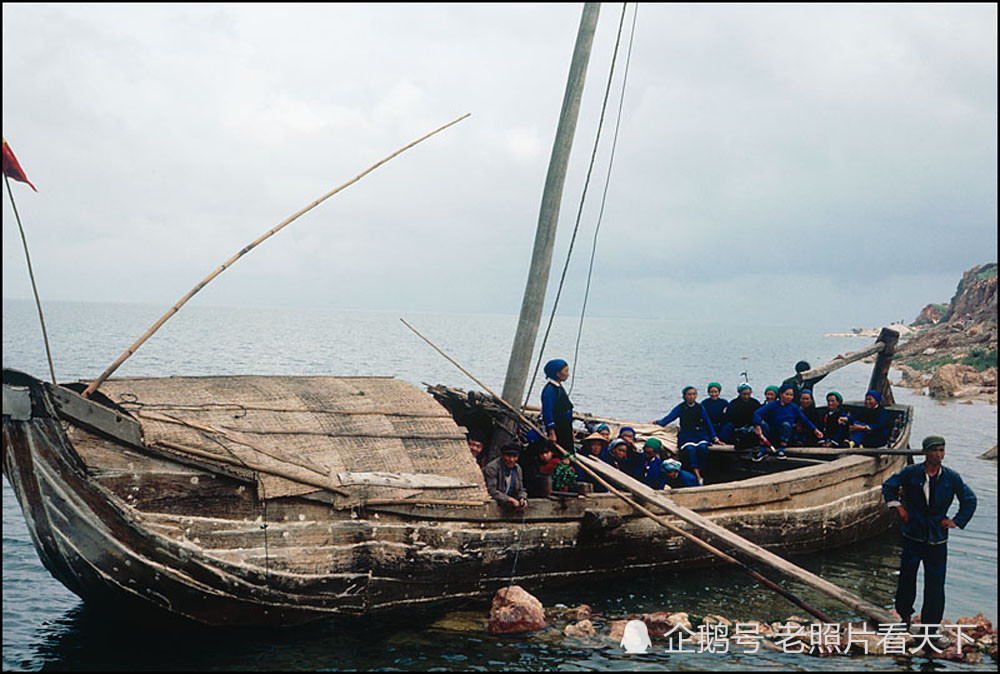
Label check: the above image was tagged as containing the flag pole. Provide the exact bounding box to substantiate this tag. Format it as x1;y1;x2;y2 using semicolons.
81;113;470;399
4;172;57;385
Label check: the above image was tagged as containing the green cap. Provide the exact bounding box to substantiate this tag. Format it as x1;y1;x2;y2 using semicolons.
764;385;780;395
644;437;662;451
922;435;946;451
707;382;722;393
826;391;843;404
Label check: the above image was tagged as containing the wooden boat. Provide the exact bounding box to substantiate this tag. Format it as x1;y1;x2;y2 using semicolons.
3;347;911;626
2;4;913;627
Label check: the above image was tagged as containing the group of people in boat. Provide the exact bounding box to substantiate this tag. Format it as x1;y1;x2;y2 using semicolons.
468;358;897;509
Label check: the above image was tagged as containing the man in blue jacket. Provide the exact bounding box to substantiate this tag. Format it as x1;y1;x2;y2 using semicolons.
882;435;977;645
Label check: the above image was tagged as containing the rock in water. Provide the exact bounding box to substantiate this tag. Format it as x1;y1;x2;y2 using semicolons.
487;585;545;635
564;619;596;637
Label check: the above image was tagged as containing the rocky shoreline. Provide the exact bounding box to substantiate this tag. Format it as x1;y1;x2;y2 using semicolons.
858;264;997;404
471;586;997;664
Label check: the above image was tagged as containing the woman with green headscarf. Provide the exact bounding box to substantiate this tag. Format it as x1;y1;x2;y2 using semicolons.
820;391;851;447
701;383;728;442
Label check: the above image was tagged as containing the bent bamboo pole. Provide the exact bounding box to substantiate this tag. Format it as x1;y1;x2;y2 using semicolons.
81;114;471;399
400;319;873;625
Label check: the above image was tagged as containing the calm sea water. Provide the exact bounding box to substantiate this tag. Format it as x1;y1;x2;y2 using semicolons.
3;298;997;671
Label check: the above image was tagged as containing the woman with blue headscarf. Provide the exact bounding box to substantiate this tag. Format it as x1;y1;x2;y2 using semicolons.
541;359;574;453
849;390;892;447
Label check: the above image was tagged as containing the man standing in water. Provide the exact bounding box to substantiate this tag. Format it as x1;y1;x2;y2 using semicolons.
882;435;977;646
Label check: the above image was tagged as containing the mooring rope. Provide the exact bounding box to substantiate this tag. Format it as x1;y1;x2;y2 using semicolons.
523;2;631;409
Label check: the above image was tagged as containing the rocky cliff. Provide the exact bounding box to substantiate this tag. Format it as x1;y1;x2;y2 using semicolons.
895;263;997;403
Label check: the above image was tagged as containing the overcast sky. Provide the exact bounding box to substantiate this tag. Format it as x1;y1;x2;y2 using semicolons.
3;3;997;330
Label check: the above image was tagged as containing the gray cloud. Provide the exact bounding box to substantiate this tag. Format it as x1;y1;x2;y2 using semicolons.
3;3;996;330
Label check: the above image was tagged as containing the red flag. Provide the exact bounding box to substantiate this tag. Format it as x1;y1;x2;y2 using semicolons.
2;138;38;191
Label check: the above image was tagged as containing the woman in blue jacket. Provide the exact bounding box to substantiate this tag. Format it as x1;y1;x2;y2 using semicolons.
849;390;891;448
752;384;823;460
541;359;574;454
652;386;719;485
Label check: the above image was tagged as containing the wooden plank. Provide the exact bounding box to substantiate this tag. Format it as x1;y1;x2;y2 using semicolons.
577;453;898;625
47;383;144;448
335;472;478;489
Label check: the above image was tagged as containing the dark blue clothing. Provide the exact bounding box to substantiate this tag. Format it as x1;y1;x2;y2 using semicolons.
638;455;665;490
701;397;728;436
896;537;948;626
601;449;636;478
665;468;700;489
850;405;891;448
541;381;574;452
753;400;817;444
656;402;717;446
794;404;824;447
882;464;977;544
721;397;762;446
820;407;850;446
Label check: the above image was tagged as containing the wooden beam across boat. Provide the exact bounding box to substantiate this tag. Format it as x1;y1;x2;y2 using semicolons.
577;453;898;625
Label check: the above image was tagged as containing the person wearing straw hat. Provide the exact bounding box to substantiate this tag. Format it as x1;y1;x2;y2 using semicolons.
576;432;610;492
483;442;528;511
882;435;977;647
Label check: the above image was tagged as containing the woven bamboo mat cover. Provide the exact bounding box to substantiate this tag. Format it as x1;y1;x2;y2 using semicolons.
100;376;488;504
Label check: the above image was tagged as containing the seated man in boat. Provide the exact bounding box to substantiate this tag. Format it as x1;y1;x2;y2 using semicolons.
701;383;728;441
575;433;610;492
637;438;666;490
793;390;824;447
720;383;761;449
651;386;719;486
662;458;699;489
848;390;892;448
483;442;528;511
782;360;828;403
467;433;488;470
752;384;823;460
819;392;851;447
763;385;779;403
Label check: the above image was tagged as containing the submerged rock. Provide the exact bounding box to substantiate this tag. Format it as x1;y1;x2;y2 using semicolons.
487;585;545;635
563;619;596;637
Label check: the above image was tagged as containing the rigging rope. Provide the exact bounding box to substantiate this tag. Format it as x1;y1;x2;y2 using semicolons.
569;3;639;396
523;3;630;409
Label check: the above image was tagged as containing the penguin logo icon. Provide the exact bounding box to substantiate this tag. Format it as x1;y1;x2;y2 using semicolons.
620;619;652;653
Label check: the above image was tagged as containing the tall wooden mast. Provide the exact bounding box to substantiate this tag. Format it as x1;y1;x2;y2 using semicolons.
501;2;600;409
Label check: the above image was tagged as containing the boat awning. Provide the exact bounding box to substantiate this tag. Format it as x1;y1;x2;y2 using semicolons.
97;375;489;506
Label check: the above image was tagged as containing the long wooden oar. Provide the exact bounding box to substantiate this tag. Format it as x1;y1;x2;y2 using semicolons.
80;114;470;399
400;318;888;625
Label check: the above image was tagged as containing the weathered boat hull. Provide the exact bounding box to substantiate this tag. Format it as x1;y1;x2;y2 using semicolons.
3;369;910;626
